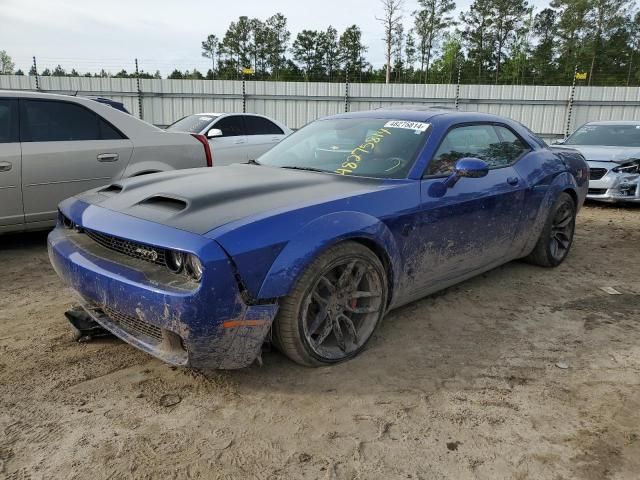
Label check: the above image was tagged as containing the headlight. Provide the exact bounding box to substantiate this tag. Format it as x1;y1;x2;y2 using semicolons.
612;160;640;174
166;250;185;273
185;254;204;282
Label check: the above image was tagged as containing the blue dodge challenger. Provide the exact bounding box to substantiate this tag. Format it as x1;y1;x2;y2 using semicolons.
48;108;588;368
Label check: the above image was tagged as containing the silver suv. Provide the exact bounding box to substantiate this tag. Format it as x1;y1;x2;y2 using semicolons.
0;91;212;234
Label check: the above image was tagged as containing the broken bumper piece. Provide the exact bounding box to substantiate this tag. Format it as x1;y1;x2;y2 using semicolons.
48;220;279;370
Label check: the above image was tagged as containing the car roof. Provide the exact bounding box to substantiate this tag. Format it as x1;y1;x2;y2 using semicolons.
583;120;640;126
323;107;511;124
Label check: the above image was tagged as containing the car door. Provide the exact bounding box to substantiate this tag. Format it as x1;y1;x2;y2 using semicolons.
243;115;286;161
207;115;248;166
0;98;23;228
20;99;133;224
402;123;530;301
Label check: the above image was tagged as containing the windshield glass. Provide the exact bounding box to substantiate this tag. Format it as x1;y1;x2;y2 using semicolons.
166;114;218;133
565;124;640;147
257;118;431;179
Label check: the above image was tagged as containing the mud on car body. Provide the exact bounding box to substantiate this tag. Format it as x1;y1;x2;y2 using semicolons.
48;108;589;369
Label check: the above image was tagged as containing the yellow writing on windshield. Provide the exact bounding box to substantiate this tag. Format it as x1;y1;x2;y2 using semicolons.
335;128;392;175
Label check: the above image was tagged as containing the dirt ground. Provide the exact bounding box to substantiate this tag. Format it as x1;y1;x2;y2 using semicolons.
1;203;639;480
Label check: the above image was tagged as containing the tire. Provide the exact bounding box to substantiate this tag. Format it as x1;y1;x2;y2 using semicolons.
272;242;389;367
526;192;576;268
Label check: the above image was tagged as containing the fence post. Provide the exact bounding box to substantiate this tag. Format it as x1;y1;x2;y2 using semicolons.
32;56;40;91
135;58;144;120
564;65;577;138
242;77;246;113
344;67;350;113
454;64;461;110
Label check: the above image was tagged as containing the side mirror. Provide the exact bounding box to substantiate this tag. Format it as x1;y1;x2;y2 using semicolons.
207;128;223;138
453;157;489;179
428;157;489;198
552;139;565;145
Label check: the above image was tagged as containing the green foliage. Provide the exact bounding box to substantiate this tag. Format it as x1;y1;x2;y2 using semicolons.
0;50;15;74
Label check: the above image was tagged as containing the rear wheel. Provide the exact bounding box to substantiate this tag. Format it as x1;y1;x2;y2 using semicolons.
526;192;576;267
273;242;388;367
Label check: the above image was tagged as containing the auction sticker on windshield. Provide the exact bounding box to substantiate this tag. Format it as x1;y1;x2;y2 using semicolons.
384;120;430;132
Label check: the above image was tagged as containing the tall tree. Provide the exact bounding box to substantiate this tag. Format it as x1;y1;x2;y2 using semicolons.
292;30;321;80
265;13;290;80
551;0;591;80
405;31;417;74
377;0;404;83
318;26;341;80
531;8;558;82
201;34;219;79
627;11;640;85
413;0;456;82
393;22;405;81
585;0;631;85
339;25;368;80
432;30;464;83
491;0;530;83
460;0;495;82
221;16;253;77
0;51;14;74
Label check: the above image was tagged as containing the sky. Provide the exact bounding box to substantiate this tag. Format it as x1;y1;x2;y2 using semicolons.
0;0;549;76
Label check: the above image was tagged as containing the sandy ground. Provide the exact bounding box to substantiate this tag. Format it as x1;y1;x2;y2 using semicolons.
1;203;639;480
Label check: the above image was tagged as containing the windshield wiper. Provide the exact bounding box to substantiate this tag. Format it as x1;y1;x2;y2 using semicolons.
247;159;261;165
279;165;327;173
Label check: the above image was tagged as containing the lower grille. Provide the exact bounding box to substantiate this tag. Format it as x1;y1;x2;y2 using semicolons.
589;168;607;180
588;188;608;195
103;306;163;342
85;229;167;266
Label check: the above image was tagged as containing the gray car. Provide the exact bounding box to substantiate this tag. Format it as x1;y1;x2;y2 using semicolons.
0;91;212;234
555;121;640;203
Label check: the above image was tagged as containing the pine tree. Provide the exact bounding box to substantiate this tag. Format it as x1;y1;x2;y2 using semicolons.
413;0;456;82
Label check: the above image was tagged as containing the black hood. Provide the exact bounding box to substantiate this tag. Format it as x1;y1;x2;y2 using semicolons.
76;164;383;235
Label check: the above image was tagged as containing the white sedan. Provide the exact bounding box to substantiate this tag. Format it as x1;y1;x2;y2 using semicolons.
167;113;292;165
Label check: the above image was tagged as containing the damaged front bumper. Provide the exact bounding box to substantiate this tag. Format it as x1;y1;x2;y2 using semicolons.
48;200;278;369
587;161;640;203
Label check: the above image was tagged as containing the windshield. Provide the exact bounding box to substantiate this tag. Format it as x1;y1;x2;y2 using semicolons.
166;114;218;133
257;118;431;179
565;124;640;147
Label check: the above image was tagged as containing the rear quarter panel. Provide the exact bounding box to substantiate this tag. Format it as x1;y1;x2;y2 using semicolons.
121;132;206;177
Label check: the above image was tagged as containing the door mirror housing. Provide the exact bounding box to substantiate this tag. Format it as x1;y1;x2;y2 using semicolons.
428;157;489;198
206;128;223;138
453;157;489;179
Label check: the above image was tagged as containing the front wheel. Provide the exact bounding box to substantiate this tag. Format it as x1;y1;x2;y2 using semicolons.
273;242;388;367
526;192;576;267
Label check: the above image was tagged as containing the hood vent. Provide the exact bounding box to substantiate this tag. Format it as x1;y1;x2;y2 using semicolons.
138;196;187;212
100;184;123;195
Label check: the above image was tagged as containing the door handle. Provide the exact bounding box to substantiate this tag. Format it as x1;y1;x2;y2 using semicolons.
0;161;12;172
97;153;119;162
233;138;246;145
271;136;281;142
507;177;519;186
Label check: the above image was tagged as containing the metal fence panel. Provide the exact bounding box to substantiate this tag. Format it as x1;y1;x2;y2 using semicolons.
1;75;638;137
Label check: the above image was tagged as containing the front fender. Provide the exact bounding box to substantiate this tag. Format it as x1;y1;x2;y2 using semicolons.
257;211;402;302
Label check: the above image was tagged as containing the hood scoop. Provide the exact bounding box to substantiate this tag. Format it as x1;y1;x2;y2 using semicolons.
137;195;187;212
100;184;123;195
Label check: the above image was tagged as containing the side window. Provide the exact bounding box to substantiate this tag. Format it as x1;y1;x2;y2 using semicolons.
99;117;125;140
426;124;529;176
0;99;19;143
23;100;100;142
244;116;284;135
494;125;531;162
213;116;245;137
